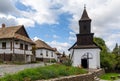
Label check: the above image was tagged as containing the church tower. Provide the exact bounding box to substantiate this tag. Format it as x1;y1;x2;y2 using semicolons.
69;7;101;69
77;7;94;46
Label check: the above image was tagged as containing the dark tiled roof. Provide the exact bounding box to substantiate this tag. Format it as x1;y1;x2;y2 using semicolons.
68;42;102;50
0;25;34;44
35;39;54;51
80;8;91;21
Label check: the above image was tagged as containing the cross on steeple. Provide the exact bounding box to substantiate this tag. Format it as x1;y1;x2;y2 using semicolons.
84;4;86;9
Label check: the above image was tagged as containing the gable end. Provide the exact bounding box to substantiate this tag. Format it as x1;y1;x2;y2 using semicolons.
16;25;29;38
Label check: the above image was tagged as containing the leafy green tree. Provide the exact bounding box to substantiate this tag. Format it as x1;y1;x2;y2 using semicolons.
94;37;117;71
31;45;36;62
112;44;120;70
112;43;119;54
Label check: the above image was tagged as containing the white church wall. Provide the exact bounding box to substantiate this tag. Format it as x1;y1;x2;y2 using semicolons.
71;48;100;69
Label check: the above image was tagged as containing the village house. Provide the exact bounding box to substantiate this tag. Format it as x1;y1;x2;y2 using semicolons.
69;7;101;69
0;24;35;63
59;52;69;63
53;48;62;62
35;39;57;62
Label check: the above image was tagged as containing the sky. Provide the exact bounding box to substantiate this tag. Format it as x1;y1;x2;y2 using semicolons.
0;0;120;54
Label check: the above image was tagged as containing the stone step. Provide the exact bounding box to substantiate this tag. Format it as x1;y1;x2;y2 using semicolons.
94;77;100;81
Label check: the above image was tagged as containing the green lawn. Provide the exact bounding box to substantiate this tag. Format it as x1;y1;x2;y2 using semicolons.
100;73;120;80
0;64;87;81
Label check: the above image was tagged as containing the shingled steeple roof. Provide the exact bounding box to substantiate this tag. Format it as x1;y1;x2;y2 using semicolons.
80;6;91;21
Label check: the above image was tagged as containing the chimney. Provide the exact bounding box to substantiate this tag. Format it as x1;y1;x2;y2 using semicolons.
2;23;5;28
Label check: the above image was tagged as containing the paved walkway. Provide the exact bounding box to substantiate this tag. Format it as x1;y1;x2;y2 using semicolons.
0;62;45;77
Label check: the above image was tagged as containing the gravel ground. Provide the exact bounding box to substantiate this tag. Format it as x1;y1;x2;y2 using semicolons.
0;62;45;77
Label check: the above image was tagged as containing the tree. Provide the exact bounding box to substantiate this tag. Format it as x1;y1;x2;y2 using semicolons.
112;43;119;54
31;45;36;62
94;37;117;71
94;37;108;52
112;43;120;70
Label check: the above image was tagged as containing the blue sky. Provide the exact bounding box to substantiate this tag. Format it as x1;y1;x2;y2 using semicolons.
0;0;120;54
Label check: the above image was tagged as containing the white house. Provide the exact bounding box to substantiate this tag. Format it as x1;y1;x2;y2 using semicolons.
69;7;101;69
35;39;56;62
53;48;62;62
0;24;35;63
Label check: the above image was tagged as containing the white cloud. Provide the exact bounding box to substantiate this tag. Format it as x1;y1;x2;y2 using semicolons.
105;33;120;50
17;18;35;27
69;31;76;42
69;31;75;35
53;35;60;39
32;36;43;41
47;40;71;54
19;0;59;25
69;36;76;41
0;15;17;27
0;0;19;15
0;0;60;28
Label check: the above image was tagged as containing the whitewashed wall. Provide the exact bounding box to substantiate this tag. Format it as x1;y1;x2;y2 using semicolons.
14;40;32;55
0;39;32;55
54;54;58;61
70;48;100;69
0;40;13;54
54;54;62;62
36;49;56;60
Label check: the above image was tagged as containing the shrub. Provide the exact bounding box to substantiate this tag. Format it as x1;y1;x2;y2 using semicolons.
51;59;56;63
62;59;72;66
100;73;119;80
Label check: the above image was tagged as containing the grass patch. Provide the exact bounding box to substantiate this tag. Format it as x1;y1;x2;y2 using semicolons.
0;64;87;81
100;73;119;80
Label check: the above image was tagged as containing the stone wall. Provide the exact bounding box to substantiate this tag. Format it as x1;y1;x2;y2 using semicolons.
37;69;105;81
36;58;55;62
92;69;105;77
